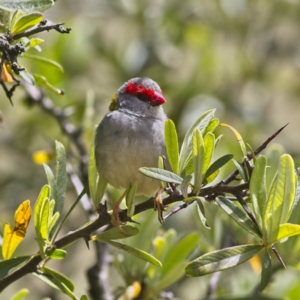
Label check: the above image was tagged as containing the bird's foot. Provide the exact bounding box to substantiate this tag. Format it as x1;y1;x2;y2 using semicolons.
111;191;127;234
154;188;165;224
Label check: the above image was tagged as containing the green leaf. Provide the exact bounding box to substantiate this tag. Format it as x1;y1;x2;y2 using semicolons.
39;197;49;240
34;185;50;252
180;174;192;198
204;154;234;180
22;53;64;72
9;9;21;31
0;1;54;14
158;156;167;189
260;250;272;292
34;267;76;300
126;182;138;217
203;118;219;136
105;240;162;267
232;159;248;182
269;223;300;244
203;133;215;177
54;141;66;220
160;232;199;276
179;109;215;175
216;196;262;237
154;233;199;291
32;74;64;96
48;212;60;233
164;119;179;174
46;248;67;260
11;12;43;36
264;154;296;240
10;288;29;300
89;128;106;208
192;129;204;194
91;225;139;241
0;256;31;278
43;164;57;212
196;200;210;229
29;37;44;48
185;244;263;276
139;167;183;184
250;155;267;235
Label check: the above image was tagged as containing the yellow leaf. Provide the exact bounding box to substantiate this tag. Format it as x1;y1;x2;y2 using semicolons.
2;200;32;260
1;63;13;83
220;123;247;156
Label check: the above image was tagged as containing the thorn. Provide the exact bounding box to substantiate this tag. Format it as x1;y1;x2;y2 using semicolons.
83;234;90;250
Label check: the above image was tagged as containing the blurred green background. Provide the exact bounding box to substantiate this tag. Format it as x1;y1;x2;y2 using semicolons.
1;0;300;299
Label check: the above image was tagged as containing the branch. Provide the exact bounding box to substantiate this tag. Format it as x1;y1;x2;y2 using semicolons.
0;181;249;292
221;124;288;185
11;22;71;41
0;113;287;292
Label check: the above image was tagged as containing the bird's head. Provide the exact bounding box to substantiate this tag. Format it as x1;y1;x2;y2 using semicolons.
109;77;166;118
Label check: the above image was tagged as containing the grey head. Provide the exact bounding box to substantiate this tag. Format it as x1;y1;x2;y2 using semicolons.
115;77;167;119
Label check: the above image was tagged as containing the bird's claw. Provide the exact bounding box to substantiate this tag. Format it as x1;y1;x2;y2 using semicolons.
154;188;165;224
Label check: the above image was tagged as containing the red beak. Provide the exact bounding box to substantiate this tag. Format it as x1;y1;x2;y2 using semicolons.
149;91;166;106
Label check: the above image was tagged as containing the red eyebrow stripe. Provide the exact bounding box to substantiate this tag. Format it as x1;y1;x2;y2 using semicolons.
125;82;155;97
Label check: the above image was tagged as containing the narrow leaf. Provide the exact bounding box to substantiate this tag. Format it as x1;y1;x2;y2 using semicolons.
264;154;296;239
139;167;183;184
54;141;67;218
250;155;267;234
204;154;234;180
46;248;67;260
126;182;138;217
89;128;107;208
179;109;215;174
158;156;167;189
11;12;43;36
29;37;44;48
216;196;262;237
91;225;139;241
39;198;49;240
232;159;248;182
34;185;50;233
105;240;162;267
260;250;272;292
2;200;31;260
203;118;220;136
43;164;57;211
185;244;263;276
269;223;300;244
48;212;60;233
196;200;210;229
10;288;29;300
23;53;64;72
192;129;204;194
164;119;179;174
0;1;54;14
202;133;215;177
32;74;64;96
180;174;192;198
220;123;247;157
0;256;31;278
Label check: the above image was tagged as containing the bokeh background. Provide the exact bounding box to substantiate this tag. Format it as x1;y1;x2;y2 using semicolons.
1;0;300;299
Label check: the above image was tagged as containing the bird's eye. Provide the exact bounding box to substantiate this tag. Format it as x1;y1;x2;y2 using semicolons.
136;93;148;101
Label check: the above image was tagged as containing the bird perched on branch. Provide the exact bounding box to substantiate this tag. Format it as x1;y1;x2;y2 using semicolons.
95;77;168;230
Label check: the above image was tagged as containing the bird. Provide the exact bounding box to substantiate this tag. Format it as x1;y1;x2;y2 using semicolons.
95;77;168;230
